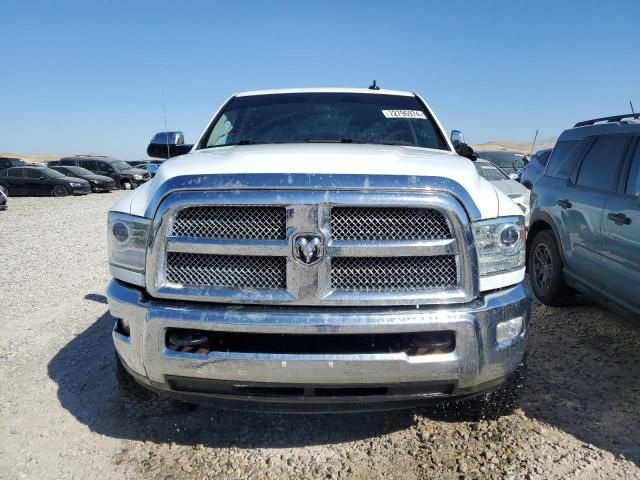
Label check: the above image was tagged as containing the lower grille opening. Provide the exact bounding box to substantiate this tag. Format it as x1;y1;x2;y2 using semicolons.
315;387;387;397
166;329;455;356
232;386;305;397
166;378;454;398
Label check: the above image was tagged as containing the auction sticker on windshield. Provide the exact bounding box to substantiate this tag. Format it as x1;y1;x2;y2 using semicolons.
382;110;427;119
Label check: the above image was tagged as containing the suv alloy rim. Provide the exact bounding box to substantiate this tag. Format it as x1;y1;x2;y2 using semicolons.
533;243;553;290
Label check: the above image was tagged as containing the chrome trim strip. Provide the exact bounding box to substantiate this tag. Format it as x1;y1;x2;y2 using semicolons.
327;238;456;257
109;265;145;287
166;237;289;256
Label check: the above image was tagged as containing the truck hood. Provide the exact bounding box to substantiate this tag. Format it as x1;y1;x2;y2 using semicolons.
113;143;518;219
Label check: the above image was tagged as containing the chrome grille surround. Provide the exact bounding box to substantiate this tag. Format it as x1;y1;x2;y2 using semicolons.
147;189;478;306
331;207;451;241
171;206;286;240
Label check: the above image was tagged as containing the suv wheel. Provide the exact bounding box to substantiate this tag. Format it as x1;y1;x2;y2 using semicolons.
51;185;70;197
121;181;133;190
528;230;572;306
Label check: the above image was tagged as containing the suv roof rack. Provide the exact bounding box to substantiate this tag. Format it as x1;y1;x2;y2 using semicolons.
574;113;640;128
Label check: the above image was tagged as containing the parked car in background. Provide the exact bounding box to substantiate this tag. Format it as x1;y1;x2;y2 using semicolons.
528;113;640;316
49;165;116;192
477;150;528;179
520;148;552;189
0;166;91;196
49;155;150;190
127;159;160;167
474;160;531;226
0;188;7;210
0;157;25;171
137;163;159;178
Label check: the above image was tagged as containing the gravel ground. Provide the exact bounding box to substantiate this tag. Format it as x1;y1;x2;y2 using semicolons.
1;192;639;479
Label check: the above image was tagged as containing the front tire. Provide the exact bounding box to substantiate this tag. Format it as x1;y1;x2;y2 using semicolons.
114;353;184;416
528;230;572;306
457;359;527;420
121;181;132;190
51;185;70;197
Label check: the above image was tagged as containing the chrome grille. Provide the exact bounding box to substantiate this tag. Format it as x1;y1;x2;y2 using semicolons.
331;207;451;241
171;206;286;240
150;190;474;306
166;253;287;290
331;256;457;292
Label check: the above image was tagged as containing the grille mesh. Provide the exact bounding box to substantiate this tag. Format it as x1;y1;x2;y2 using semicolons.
331;207;451;241
331;256;457;292
171;206;286;240
166;253;287;290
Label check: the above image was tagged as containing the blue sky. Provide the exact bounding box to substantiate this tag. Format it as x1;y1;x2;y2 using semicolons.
1;0;639;160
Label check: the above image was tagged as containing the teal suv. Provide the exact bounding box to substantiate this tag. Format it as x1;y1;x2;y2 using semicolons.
528;114;640;316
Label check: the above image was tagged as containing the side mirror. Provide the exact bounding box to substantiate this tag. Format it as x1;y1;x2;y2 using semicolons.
147;131;193;159
450;130;465;146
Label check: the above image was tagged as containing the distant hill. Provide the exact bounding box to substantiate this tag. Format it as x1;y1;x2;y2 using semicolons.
472;141;555;156
0;152;66;164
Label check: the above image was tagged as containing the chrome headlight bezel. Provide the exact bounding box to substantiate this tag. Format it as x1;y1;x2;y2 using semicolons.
472;215;526;277
107;212;151;280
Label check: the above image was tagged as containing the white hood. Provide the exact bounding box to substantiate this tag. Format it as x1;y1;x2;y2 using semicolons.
112;143;519;219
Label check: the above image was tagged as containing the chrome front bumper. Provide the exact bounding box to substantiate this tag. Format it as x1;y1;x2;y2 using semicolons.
108;279;530;410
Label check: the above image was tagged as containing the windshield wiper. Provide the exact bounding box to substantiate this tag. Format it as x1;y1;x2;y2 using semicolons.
202;139;261;149
304;138;367;144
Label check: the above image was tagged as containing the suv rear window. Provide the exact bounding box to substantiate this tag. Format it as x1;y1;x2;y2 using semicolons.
546;140;580;179
626;143;640;196
537;150;551;167
575;136;628;191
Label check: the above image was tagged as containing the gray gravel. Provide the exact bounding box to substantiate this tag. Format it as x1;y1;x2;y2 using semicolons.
1;192;639;479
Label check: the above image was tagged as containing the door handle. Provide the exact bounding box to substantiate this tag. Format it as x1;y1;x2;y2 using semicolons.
607;212;631;225
557;199;572;209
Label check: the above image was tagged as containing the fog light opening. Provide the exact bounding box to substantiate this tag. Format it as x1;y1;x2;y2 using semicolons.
496;316;523;343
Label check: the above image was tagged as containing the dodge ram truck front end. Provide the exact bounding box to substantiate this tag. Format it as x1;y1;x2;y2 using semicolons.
107;88;530;416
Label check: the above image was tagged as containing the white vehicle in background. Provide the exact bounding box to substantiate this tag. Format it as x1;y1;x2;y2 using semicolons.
107;87;530;418
474;160;531;227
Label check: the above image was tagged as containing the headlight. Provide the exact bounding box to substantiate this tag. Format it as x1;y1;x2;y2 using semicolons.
69;182;83;187
472;216;525;276
132;174;143;180
107;212;150;276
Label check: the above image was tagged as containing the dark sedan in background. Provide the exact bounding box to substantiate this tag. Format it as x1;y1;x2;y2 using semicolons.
0;166;91;197
49;165;116;192
49;155;151;190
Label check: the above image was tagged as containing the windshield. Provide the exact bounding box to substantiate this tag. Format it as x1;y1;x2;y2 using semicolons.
477;151;525;171
42;168;65;178
111;161;132;171
200;93;450;150
64;166;93;176
475;162;509;180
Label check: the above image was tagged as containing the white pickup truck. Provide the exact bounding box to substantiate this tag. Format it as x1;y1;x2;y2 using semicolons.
107;87;530;418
